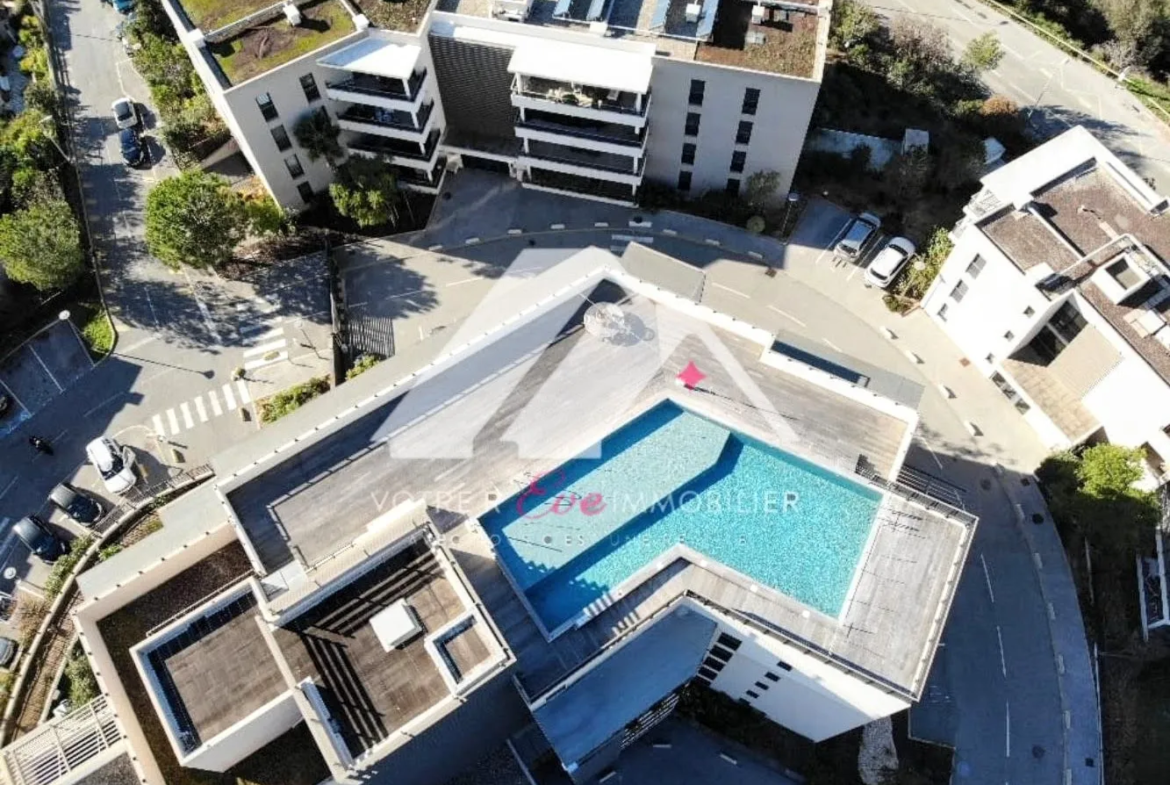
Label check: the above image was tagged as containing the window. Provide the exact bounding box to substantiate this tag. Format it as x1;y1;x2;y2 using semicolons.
681;143;696;165
684;112;701;137
991;372;1030;414
985;353;995;364
678;170;692;191
950;281;969;303
717;634;742;650
270;124;291;152
742;87;760;116
1024;306;1035;317
698;667;717;681
1049;302;1087;343
709;645;734;663
702;656;726;672
776;660;792;672
965;255;986;279
735;120;753;146
745;690;760;700
300;73;320;102
296;182;314;203
937;303;949;322
1004;331;1015;341
256;92;278;121
763;672;780;682
753;681;770;691
730;150;746;173
688;79;705;107
284;154;304;178
726;178;740;196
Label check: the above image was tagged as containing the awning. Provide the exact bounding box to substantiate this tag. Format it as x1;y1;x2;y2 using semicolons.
318;37;421;80
508;40;652;94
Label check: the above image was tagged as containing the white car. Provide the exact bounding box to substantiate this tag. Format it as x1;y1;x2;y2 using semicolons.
86;437;138;495
111;97;138;130
835;212;882;261
865;237;917;289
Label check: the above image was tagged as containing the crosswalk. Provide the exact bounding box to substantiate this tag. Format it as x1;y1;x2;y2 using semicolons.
242;320;289;371
151;381;252;437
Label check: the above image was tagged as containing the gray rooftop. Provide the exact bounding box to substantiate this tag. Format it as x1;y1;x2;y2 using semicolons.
982;164;1170;386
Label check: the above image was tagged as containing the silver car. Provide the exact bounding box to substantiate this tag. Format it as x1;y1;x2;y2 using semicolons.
111;97;138;130
835;212;882;261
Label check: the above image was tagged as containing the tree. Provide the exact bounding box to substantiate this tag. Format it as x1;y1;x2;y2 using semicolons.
893;227;951;301
328;157;403;228
977;94;1024;139
743;169;782;210
294;109;343;166
145;171;246;269
1098;0;1166;68
887;18;952;95
962;32;1005;72
244;195;287;236
0;198;83;291
829;0;879;51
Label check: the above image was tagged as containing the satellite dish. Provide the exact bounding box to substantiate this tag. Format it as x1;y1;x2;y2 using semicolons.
583;302;629;342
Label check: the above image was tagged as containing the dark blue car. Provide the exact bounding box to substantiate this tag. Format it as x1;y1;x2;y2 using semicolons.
120;128;144;167
113;0;134;13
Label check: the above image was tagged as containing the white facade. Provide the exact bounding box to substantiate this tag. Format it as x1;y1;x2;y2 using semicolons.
162;0;830;209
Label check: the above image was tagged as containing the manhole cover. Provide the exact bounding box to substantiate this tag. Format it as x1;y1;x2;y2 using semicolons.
1032;745;1046;759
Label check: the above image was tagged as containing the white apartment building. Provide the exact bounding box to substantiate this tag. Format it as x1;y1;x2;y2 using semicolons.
921;126;1170;487
14;245;974;785
160;0;831;208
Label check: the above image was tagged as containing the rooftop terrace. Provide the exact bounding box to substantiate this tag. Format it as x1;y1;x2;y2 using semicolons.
352;0;435;32
177;0;276;30
695;0;819;78
207;0;356;86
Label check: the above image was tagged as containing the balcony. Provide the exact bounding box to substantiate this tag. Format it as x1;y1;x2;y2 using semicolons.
326;69;428;110
523;168;637;206
396;157;447;193
337;102;435;141
347;130;441;169
521;139;643;186
510;75;649;129
515;112;646;157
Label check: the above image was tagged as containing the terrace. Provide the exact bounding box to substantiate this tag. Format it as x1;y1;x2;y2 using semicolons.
351;0;436;32
208;0;356;86
695;1;820;78
175;0;276;30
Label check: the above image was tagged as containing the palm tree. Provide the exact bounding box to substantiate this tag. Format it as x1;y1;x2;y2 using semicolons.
293;109;343;167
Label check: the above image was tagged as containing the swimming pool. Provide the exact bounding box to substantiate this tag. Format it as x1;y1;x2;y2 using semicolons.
480;401;881;633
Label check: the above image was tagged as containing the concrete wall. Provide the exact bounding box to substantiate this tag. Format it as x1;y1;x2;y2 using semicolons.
181;691;302;772
697;602;910;742
644;58;821;199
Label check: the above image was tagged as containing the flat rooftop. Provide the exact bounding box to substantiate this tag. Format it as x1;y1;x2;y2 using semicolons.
204;0;357;86
982;163;1170;386
272;540;490;758
142;589;285;747
437;0;824;77
175;0;275;30
352;0;435;32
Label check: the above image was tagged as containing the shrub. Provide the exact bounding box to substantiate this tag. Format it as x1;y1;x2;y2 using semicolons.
0;198;84;291
346;354;381;380
13;596;48;648
44;536;93;600
259;376;331;424
64;645;98;706
145;171;247;268
745;215;766;233
81;309;115;358
97;544;123;562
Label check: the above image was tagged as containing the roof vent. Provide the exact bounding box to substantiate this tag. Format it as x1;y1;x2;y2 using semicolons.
685;2;701;22
284;3;302;25
746;30;766;46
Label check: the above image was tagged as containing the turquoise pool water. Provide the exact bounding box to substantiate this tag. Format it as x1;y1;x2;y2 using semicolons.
480;402;881;631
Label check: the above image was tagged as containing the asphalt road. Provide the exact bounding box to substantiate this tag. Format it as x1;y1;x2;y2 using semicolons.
866;0;1170;191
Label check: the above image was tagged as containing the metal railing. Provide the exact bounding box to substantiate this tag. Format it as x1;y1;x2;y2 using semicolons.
1;696;120;785
523;147;644;176
512;78;649;117
348;130;440;161
516;118;645;148
328;69;427;102
855;465;978;527
339;101;433;133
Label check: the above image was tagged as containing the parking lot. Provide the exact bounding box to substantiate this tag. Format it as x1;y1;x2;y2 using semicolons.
0;320;95;438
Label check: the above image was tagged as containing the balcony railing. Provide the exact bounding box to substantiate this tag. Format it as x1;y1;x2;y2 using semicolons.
516;118;645;149
524;140;644;176
348;130;441;162
397;157;447;188
512;76;649;117
339;101;434;133
525;169;637;203
328;69;427;102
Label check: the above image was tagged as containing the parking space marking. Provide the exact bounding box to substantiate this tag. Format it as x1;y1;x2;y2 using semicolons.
222;384;237;411
767;306;806;328
709;282;749;298
243;339;287;357
180;402;195;429
195;396;208;422
823;338;843;352
0;477;16;502
166;408;180;435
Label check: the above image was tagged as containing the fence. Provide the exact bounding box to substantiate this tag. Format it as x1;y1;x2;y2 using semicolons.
1;696;120;785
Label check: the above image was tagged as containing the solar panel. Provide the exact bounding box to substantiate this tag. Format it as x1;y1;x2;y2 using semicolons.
696;0;719;39
649;0;670;28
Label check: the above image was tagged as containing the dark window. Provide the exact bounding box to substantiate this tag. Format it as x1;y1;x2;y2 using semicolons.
950;281;969;303
991;372;1030;413
688;79;705;107
937;303;949;322
1004;331;1014;341
709;646;733;663
678;170;692;191
730;150;746;173
754;681;770;691
270;124;291;152
716;634;742;651
300;73;320;102
745;690;760;699
776;660;792;672
735;121;753;145
296;182;314;203
702;657;726;672
698;667;717;681
284;154;304;179
685;112;701;137
742;87;760;116
681;143;696;165
1024;306;1035;317
1049;302;1087;343
737;698;751;706
725;178;740;196
256;92;278;121
966;255;986;278
764;672;780;682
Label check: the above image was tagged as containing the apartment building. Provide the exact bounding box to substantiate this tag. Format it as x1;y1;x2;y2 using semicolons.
921;126;1170;486
160;0;831;208
21;245;975;785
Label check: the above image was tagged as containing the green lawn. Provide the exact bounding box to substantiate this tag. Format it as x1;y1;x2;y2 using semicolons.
178;0;278;32
211;0;354;86
351;0;432;33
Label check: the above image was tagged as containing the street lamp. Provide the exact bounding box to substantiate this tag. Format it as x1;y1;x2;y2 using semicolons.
39;115;69;163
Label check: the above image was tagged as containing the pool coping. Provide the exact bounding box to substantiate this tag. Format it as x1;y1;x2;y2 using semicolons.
475;391;892;642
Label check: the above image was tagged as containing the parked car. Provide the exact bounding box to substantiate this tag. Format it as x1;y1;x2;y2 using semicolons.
834;212;882;262
120;128;145;167
111;96;138;130
49;483;104;526
85;437;137;495
0;637;18;668
113;0;135;14
865;237;917;289
13;516;68;564
0;393;10;419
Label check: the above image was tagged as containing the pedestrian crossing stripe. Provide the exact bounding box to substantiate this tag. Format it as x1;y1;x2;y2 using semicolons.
150;380;255;437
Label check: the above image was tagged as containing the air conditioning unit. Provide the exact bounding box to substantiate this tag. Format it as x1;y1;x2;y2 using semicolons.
284;3;302;25
746;30;766;46
751;5;764;23
685;2;701;22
